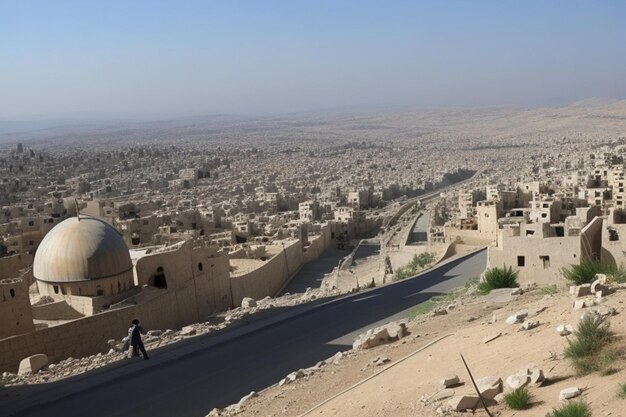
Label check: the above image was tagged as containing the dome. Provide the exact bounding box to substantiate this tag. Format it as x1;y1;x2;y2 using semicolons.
33;216;132;283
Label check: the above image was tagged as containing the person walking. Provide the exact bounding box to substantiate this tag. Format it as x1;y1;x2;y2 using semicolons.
128;319;149;360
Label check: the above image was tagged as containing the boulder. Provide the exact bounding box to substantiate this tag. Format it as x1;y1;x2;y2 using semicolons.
505;374;530;390
441;375;460;388
521;321;539;330
475;376;503;400
559;387;581;400
241;297;257;308
572;299;586;309
506;311;528;324
18;354;48;375
352;321;408;350
448;394;479;411
506;365;544;389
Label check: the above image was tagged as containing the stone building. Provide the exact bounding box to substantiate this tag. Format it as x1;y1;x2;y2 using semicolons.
33;216;136;315
0;276;34;339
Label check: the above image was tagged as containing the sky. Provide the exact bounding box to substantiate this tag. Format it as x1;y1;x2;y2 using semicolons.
1;1;626;120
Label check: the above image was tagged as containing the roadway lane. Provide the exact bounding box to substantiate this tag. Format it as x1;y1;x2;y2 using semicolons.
280;248;349;294
1;249;486;417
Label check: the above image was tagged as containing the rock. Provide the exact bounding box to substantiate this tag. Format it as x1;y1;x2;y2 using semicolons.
511;287;523;295
180;326;197;336
370;356;391;367
571;284;592;298
521;321;540;330
18;354;49;375
506;365;544;389
446;304;456;313
241;297;257;308
448;394;479;411
279;370;305;386
352;321;408;350
431;307;448;316
441;375;460;388
475;376;503;400
147;330;163;337
557;324;574;336
237;391;257;408
584;298;596;307
506;374;530;390
593;306;616;317
206;408;222;416
573;299;586;309
506;311;528;324
559;387;581;400
493;392;506;404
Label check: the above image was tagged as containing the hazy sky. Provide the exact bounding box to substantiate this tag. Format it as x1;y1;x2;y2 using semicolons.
1;1;625;119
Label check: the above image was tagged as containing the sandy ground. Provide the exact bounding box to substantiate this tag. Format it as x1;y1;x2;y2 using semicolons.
233;285;626;417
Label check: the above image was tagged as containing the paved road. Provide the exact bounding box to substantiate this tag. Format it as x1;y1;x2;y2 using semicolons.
0;249;486;417
280;248;349;294
407;211;430;244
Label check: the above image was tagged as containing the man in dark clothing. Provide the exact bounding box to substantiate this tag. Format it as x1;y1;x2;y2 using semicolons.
128;319;149;360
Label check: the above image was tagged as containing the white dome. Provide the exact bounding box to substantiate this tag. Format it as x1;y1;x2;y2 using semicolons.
33;216;132;283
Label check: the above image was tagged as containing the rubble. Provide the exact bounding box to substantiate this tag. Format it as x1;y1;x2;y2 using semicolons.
352;321;408;350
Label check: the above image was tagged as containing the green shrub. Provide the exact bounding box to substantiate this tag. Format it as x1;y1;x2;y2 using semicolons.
564;314;612;358
394;252;436;281
545;401;591;417
618;382;626;399
504;386;532;410
477;265;519;294
542;285;558;295
561;258;620;285
564;314;613;375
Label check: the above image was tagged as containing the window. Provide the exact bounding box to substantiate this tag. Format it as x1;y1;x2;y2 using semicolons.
28;220;34;226
154;267;167;288
517;256;525;267
9;289;15;298
198;262;203;271
53;285;59;294
540;255;550;269
541;213;547;218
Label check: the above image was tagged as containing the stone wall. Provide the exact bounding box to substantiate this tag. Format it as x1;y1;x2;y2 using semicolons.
0;278;34;340
0;227;331;371
0;286;198;373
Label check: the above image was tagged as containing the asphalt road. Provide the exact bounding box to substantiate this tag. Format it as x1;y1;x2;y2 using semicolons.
0;249;486;417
